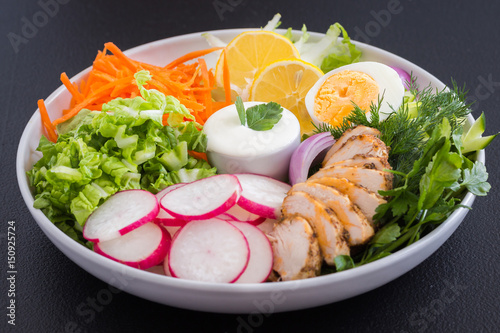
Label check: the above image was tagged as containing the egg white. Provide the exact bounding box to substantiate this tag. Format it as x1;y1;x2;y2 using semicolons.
305;61;405;125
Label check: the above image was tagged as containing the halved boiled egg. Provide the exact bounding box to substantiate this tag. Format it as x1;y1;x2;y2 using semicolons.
304;61;405;127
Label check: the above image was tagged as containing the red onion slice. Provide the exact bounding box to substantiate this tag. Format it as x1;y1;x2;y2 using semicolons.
289;132;335;185
390;66;415;90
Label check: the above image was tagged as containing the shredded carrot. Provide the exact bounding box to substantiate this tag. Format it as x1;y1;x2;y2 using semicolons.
37;99;58;142
188;150;208;162
177;98;205;111
198;58;212;121
103;42;138;72
222;49;232;106
53;75;134;126
60;73;84;104
47;42;223;138
165;47;223;69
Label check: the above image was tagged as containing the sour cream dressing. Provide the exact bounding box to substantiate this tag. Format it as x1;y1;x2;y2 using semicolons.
204;102;301;181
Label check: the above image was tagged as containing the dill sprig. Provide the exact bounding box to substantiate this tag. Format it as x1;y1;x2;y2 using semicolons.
313;78;472;184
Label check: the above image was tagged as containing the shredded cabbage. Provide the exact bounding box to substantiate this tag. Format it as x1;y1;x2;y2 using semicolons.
28;71;216;246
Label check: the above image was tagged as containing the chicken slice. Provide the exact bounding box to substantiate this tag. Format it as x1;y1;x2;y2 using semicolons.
323;125;382;166
324;134;389;168
268;215;322;281
256;218;277;235
309;177;386;224
328;155;391;171
290;182;374;245
282;191;349;265
309;166;393;193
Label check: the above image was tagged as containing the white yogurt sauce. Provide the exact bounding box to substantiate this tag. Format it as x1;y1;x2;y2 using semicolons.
204;102;301;181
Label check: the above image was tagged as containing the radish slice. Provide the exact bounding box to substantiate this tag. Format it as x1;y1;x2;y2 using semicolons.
235;174;291;219
217;204;266;225
94;222;170;270
231;222;273;283
155;212;187;227
160;174;242;220
155;183;186;200
168;219;249;283
162;254;172;277
155;184;188;227
83;190;159;242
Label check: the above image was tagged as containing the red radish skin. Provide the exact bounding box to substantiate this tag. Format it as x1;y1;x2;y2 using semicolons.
155;184;188;227
216;204;266;225
218;213;266;226
155;183;186;200
168;219;250;283
160;174;242;220
83;190;159;242
235;174;291;219
230;222;273;283
155;212;187;227
162;254;172;277
94;222;171;270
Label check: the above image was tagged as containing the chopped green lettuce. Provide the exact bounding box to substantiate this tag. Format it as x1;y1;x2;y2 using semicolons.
293;23;361;72
319;23;362;73
262;13;282;31
28;71;216;246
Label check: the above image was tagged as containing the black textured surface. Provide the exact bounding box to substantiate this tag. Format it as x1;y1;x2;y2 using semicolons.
1;0;500;332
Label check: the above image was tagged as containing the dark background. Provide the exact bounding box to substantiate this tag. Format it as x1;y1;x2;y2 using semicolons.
1;0;500;332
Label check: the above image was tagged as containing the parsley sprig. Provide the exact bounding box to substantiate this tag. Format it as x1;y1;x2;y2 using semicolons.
235;96;283;131
314;78;493;271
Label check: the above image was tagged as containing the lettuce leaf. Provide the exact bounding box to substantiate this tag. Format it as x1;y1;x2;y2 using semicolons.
320;23;362;73
261;14;362;73
28;71;215;246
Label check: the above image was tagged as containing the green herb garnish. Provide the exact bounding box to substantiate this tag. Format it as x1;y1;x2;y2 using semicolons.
235;96;283;131
313;77;496;270
235;96;246;126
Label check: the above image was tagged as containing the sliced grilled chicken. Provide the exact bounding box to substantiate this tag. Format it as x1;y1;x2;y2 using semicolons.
309;166;393;193
328;155;391;171
282;191;350;264
256;218;277;235
323;134;388;168
309;177;386;224
290;182;374;245
268;215;322;281
323;125;381;166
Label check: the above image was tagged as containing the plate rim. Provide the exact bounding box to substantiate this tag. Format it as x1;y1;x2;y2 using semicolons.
16;28;484;310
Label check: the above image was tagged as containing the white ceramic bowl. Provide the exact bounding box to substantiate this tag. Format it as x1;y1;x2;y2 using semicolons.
16;29;483;313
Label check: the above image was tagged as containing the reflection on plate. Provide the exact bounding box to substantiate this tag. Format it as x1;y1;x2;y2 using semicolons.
16;29;481;313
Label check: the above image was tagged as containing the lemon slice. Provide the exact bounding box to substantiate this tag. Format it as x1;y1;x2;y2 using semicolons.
249;59;323;136
215;31;300;98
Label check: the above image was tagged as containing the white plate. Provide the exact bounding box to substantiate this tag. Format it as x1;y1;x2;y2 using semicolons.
16;29;482;313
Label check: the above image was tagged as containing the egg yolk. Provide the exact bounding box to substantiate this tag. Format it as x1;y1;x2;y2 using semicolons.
314;70;379;126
